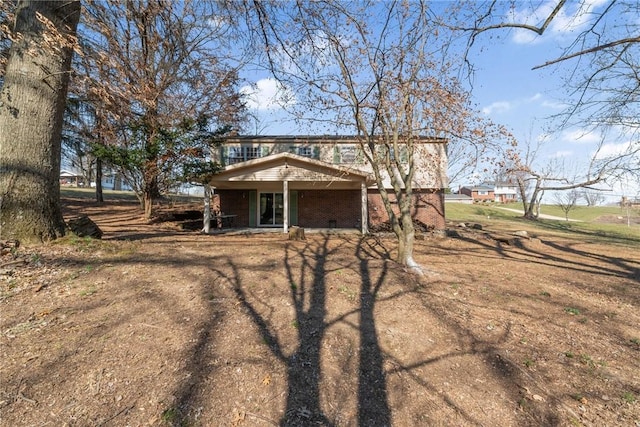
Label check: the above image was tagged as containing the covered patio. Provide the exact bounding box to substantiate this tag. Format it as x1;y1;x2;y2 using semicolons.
203;153;373;234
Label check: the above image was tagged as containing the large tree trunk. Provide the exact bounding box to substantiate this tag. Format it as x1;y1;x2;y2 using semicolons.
142;174;160;219
0;0;81;243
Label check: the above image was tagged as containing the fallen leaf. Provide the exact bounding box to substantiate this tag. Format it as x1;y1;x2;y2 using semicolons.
262;374;271;386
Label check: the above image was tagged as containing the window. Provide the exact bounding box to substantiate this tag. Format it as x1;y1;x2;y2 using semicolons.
245;146;260;160
340;145;357;163
226;146;261;164
297;146;313;158
227;146;244;164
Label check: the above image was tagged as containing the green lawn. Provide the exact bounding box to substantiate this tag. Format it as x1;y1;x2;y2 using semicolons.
61;187;139;201
445;201;640;245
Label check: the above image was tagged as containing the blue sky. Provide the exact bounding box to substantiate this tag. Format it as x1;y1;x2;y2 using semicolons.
238;1;637;200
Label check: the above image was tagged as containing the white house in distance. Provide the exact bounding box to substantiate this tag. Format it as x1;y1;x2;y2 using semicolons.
459;181;519;203
485;181;519;203
205;135;448;234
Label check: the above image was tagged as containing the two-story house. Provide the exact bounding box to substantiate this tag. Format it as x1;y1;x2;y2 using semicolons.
484;181;519;203
206;135;448;234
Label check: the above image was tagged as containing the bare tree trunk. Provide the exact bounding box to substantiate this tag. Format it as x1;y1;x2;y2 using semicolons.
394;210;422;275
0;0;81;243
95;157;104;203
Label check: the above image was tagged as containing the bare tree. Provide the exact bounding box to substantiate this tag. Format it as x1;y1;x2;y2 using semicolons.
555;189;579;221
0;0;80;243
506;135;632;219
581;190;605;207
462;1;640;182
247;1;509;272
77;0;245;218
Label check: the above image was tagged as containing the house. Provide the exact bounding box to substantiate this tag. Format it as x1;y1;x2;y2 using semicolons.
206;135;448;234
484;181;519;203
621;196;640;208
60;170;85;187
459;184;495;202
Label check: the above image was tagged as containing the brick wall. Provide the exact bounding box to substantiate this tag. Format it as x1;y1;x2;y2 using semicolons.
368;189;445;230
216;190;251;227
298;190;361;228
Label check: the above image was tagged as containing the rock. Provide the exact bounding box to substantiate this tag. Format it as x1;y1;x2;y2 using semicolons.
471;223;483;230
514;230;529;237
67;215;103;239
1;240;20;256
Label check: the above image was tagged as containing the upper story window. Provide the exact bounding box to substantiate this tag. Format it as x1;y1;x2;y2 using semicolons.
340;145;357;163
297;146;313;158
226;146;261;164
246;146;260;160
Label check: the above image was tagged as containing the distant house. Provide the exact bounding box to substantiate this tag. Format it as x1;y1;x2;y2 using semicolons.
621;196;640;207
206;135;448;233
459;184;495;202
60;170;85;187
99;171;132;191
459;182;519;203
484;181;519;203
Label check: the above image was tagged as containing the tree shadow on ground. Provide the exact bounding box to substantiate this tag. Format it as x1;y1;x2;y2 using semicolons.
355;236;392;426
208;235;397;426
210;236;339;426
448;229;640;288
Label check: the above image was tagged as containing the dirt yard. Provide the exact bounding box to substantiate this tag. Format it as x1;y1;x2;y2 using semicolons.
1;197;639;426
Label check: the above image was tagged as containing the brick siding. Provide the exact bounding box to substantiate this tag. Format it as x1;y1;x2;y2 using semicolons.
298;190;361;228
215;190;250;226
368;189;445;230
216;188;445;230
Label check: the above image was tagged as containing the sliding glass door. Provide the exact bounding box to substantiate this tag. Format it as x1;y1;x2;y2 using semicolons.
259;192;284;226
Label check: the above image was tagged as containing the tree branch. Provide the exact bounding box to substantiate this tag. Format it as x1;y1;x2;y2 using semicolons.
533;36;640;70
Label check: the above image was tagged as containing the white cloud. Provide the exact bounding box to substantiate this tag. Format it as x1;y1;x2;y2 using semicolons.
561;129;601;144
482;92;559;115
510;0;610;44
593;141;634;159
240;78;296;111
527;93;543;102
482;101;511;115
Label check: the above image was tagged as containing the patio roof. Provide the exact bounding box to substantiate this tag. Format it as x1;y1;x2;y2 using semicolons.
208;152;374;190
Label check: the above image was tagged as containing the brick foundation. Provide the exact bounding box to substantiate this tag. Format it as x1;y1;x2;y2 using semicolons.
367;189;445;230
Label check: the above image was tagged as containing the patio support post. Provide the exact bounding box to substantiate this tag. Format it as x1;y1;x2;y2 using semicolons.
361;180;368;234
283;180;289;233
